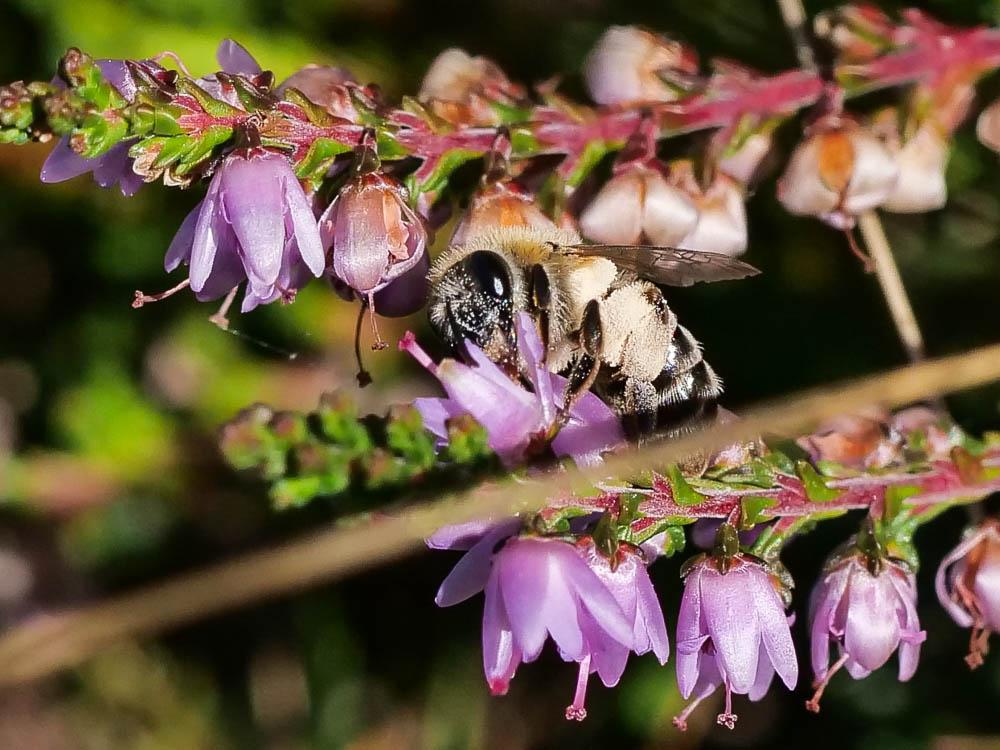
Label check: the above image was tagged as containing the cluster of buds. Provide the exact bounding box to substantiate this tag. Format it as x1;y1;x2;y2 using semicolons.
576;118;759;257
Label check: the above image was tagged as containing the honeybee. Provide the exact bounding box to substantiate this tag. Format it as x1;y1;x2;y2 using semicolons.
427;225;759;438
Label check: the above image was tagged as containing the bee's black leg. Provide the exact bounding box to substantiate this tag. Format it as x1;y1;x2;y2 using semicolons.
559;299;603;418
528;263;552;351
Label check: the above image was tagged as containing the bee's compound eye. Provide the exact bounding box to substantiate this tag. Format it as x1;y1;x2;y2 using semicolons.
464;251;510;300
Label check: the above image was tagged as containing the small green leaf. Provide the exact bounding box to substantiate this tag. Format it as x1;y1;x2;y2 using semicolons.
796;460;841;502
884;484;921;522
416;148;483;195
666;465;704;506
565;140;609;187
662;526;687;557
740;496;777;528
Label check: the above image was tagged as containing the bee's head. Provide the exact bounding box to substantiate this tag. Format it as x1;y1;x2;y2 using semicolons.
428;248;523;368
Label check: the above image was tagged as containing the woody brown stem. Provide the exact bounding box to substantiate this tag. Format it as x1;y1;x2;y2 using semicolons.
857;211;927;363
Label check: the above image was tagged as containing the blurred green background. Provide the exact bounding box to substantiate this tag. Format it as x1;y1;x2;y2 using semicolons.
3;0;1000;748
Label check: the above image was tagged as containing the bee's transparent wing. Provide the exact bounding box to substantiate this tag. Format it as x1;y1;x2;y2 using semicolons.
562;244;760;286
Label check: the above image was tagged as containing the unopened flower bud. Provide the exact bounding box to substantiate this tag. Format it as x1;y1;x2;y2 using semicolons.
674;169;748;257
418;48;523;126
584;26;698;106
883;124;949;213
579;165;698;245
321;172;428;312
777;120;898;229
977;97;1000;153
451;182;555;245
796;408;897;470
277;65;357;118
717;132;773;184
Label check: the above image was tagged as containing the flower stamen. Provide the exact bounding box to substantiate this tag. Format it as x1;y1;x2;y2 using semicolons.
564;655;591;721
208;286;239;330
132;278;191;309
716;677;738;730
806;652;848;713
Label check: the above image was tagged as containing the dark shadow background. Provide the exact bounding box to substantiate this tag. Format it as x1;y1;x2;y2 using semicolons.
1;0;1000;748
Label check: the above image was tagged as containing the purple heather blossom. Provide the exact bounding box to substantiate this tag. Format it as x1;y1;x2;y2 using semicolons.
936;520;1000;668
564;540;670;720
401;312;625;467
320;172;428;315
164;150;325;312
674;553;797;731
809;554;924;709
40;59;143;196
432;528;665;719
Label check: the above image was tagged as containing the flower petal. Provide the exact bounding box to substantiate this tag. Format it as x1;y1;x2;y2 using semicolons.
935;532;983;629
40;137;93;183
751;573;797;690
635;562;670;663
641;173;699;245
675;566;707;699
563;550;634;648
483;572;521;695
189;176;226;292
842;567;901;673
216;39;262;75
282;170;326;277
435;525;517;607
412;397;464;444
499;540;554;661
809;566;850;680
165;202;202;272
427;517;519;552
700;566;760;694
221;154;286;287
579;172;643;245
747;644;776;702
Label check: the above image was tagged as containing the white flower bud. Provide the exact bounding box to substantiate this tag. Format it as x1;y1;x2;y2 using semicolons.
584;26;695;107
579;166;698;245
882;124;948;213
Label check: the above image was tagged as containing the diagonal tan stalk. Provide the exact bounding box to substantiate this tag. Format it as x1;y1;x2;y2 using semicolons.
776;0;927;364
2;342;1000;686
857;210;926;362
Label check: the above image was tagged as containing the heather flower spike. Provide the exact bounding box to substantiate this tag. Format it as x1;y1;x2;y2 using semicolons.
807;523;925;712
402;312;624;467
936;520;1000;668
138;146;325;325
674;523;798;731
